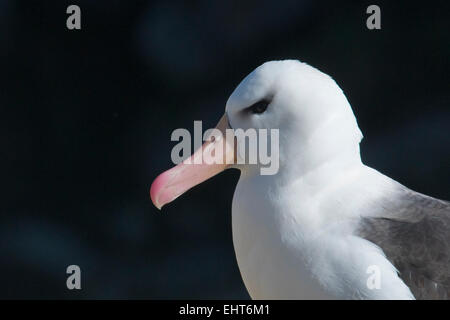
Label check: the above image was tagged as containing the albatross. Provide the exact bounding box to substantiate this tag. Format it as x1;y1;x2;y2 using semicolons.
150;60;450;299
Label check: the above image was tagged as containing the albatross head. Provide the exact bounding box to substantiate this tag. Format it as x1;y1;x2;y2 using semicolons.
150;60;363;209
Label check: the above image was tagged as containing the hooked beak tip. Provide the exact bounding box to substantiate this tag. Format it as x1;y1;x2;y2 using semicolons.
155;202;163;211
150;172;169;210
150;189;164;211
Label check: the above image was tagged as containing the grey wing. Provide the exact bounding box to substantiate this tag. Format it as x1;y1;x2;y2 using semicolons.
356;185;450;299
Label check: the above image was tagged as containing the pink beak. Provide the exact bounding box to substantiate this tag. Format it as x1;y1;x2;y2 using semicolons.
150;114;235;209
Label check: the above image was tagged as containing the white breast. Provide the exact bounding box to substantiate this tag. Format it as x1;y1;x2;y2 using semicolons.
231;174;333;299
231;167;414;300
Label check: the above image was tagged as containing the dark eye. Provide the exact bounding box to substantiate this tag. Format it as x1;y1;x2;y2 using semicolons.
248;99;270;114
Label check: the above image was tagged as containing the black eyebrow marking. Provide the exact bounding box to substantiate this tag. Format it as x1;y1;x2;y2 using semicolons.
246;98;271;114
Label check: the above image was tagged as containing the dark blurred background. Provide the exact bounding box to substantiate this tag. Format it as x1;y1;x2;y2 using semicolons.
0;0;449;299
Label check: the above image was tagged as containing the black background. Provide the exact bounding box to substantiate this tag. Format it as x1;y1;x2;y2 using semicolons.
0;0;449;299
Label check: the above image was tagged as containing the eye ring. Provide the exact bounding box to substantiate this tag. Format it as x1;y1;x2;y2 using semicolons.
248;99;270;114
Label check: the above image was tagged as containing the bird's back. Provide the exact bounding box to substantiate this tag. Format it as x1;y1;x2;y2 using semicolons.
356;174;450;299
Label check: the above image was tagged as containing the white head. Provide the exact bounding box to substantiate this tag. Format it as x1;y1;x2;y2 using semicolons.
151;60;363;208
226;60;363;177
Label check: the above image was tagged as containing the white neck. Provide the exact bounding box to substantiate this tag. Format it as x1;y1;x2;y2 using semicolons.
241;111;363;188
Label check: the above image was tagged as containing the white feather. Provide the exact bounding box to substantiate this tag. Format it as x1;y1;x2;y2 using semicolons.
227;60;414;299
